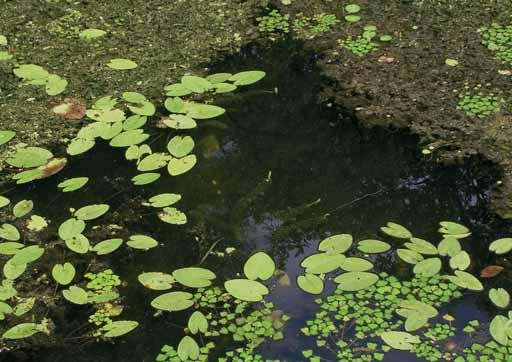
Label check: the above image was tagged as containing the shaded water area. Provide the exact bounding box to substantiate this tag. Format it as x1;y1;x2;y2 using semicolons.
4;42;511;361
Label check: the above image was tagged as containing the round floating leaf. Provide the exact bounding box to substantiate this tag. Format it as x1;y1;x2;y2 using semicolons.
110;130;149;147
489;288;510;308
0;131;15;146
158;207;187;225
11;246;44;265
164;84;192;97
181;75;212;93
381;331;421;351
14;64;49;80
0;196;10;209
173;267;216;288
52;263;76;285
345;15;360;23
122;92;147;104
2;323;41;339
163;115;197;129
449;251;471;270
438;237;461;257
188;311;208;334
123;115;147;131
148;193;181;208
58;177;89;192
103;320;139;338
334;272;379;291
7;147;53;168
244;252;276;281
151;291;194;312
0;224;20;241
318;234;352;254
58;218;85;240
206;73;232;84
127;234;158;250
62;286;88;305
107;58;138;70
397;249;424;264
87;108;126;123
132;172;160;185
446;270;484;291
297;274;324;295
167;136;195;158
79;28;106;40
345;4;361;13
0;51;12;61
338;257;373;272
45;74;68;96
490;315;510;345
381;222;412;239
439;221;469;235
406;238;438;255
186;103;225;120
13;200;33;218
138;272;174;290
12;169;44;184
357;239;391;254
213;82;237;93
489;238;512;255
445;58;459;66
164;97;185;113
4;258;26;280
65;234;90;254
128;101;155;116
404;314;429;332
228;71;266;86
380;35;393;42
167;155;197;176
137;153;168;172
74;204;109;220
67;138;95;155
301;253;345;274
92;239;123;255
178;336;200;360
0;242;23;255
224;279;269;302
413;257;441;277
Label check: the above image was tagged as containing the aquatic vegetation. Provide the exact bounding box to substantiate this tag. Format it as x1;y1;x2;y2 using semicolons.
46;8;83;38
106;58;138;70
79;28;106;41
457;89;503;119
340;35;379;56
257;10;290;34
13;64;68;96
480;23;512;64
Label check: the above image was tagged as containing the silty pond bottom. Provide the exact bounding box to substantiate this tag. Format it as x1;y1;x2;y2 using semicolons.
3;42;512;362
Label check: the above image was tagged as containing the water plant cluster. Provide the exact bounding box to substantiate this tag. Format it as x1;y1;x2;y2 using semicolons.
480;23;512;64
456;85;503;119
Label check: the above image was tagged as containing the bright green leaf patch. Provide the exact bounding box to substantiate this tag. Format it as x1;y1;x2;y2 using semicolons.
58;177;89;192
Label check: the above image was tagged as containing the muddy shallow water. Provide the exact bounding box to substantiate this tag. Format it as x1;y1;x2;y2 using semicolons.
3;42;512;362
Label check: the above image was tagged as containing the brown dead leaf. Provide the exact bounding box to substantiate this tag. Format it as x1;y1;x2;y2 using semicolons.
52;98;86;120
480;265;504;278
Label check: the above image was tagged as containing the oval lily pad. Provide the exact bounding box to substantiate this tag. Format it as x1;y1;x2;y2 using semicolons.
489;288;510;308
167;136;195;158
167;155;197;176
301;253;345;274
4;258;26;280
297;274;324;295
58;218;85;240
0;242;23;255
127;234;158;250
244;252;276;281
381;331;421;351
228;71;266;86
178;336;200;360
132;173;160;185
173;267;216;288
158;207;187;225
151;291;194;312
489;238;512;255
13;200;33;218
405;238;438;255
449;250;471;270
58;177;89;192
490;315;510;345
11;246;44;265
446;270;484;291
147;193;181;208
6;146;52;168
52;262;76;285
224;279;269;302
62;286;88;305
397;249;424;264
163;115;197;129
357;239;391;254
138;272;174;290
338;257;373;272
186;103;225;120
65;234;90;254
107;58;138;70
103;320;139;338
110;130;149;147
0;224;21;241
0;131;15;146
334;272;379;291
74;204;109;220
318;234;352;254
188;311;208;334
438;237;461;257
92;239;123;255
381;222;412;239
137;153;169;172
413;257;441;277
2;323;41;339
181;75;212;93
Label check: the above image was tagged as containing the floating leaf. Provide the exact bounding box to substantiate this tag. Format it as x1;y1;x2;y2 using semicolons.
132;172;160;185
4;258;26;280
338;257;373;272
90;239;122;256
178;336;200;360
357;239;391;254
229;71;266;86
127;234;158;250
213;82;237;93
0;280;16;300
122;92;147;104
188;311;208;334
2;323;41;339
79;28;106;40
439;221;469;235
0;242;23;255
14;64;49;80
164;97;185;113
206;73;232;83
13;200;33;218
186;103;225;120
103;320;139;338
158;207;187;225
381;331;421;351
0;224;20;241
52;263;76;285
481;265;504;278
65;234;90;254
244;252;276;281
489;288;510;308
490;315;510;345
345;15;361;23
318;234;352;254
12;169;44;184
167;136;195;158
138;272;174;290
445;58;459;66
128;101;155;116
345;4;361;13
297;274;324;295
123;115;147;131
181;75;212;93
163;115;197;129
151;291;194;312
489;238;512;255
11;245;44;265
334;272;379;291
0;131;15;146
405;238;438;255
110;130;149;147
74;204;109;220
0;35;6;46
87;108;126;123
63;286;88;305
224;279;269;302
449;251;471;270
164;84;192;97
413;257;441;277
7;147;53;168
107;58;138;70
381;222;412;239
137;153;168;172
26;215;48;232
147;193;181;208
446;270;484;291
58;218;85;240
167;155;197;176
438;237;461;257
301;253;345;274
58;177;89;192
45;74;68;96
0;51;11;61
13;297;35;316
67;138;95;155
397;249;424;264
173;267;216;288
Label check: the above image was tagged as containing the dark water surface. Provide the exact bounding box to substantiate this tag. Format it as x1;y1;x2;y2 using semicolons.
6;42;510;362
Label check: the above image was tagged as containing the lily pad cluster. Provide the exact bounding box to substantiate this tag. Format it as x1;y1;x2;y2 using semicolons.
13;64;68;96
6;146;67;184
457;91;503;119
480;23;512;64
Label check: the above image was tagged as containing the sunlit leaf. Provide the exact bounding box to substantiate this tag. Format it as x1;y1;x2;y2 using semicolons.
52;262;76;285
229;71;266;86
132;172;160;185
297;273;324;295
57;177;89;192
107;58;138;70
2;323;41;339
127;234;158;250
158;207;187;225
338;257;373;272
181;75;212;93
178;336;200;360
103;320;139;338
147;193;181;208
318;234;352;254
65;234;90;254
138;272;174;291
188;311;208;334
381;331;420;350
381;222;412;239
224;279;269;302
0;224;20;241
11;245;44;265
62;286;88;305
151;291;194;312
357;239;391;254
489;238;512;255
334;272;379;291
413;257;441;277
397;249;424;264
7;147;53;168
167;136;195;158
167;155;197;176
173;267;216;288
74;204;109;220
489;288;510;308
244;252;276;281
92;239;123;255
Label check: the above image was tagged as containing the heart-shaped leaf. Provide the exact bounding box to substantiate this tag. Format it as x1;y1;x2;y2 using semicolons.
224;279;269;302
297;273;324;295
52;262;76;285
244;252;276;281
173;267;216;288
151;291;194;312
63;286;88;305
318;234;352;254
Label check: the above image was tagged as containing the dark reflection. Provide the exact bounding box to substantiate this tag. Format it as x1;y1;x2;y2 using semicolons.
4;41;511;362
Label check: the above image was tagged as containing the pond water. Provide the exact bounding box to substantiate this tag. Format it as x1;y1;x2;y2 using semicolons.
6;42;511;361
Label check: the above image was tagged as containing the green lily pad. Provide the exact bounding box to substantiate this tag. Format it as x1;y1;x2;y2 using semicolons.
127;234;158;250
213;82;237;93
137;153;168;172
163;115;197;129
345;4;361;13
397;249;424;264
147;193;181;208
158;207;187;225
138;272;174;291
74;204;109;220
110;130;149;147
167;155;197;176
334;272;379;291
132;172;160;185
58;218;85;240
107;58;138;70
489;238;512;255
186;103;225;120
405;238;438;255
188;311;208;334
244;252;276;281
338;257;373;272
92;238;123;255
13;200;33;218
151;291;194;312
164;97;185;113
0;224;20;241
490;315;510;345
489;288;510;308
0;242;23;255
173;267;216;288
2;323;42;339
62;286;88;305
446;270;484;291
45;74;68;96
318;234;352;254
181;75;212;93
357;239;391;254
438;237;461;257
52;262;76;285
381;331;421;351
164;84;192;97
57;177;89;192
123;115;147;131
439;221;469;235
0;131;15;146
65;234;90;254
206;73;232;83
301;253;345;274
11;245;44;265
103;320;139;338
449;250;471;270
14;64;49;80
297;273;324;295
79;28;106;40
224;279;269;302
7;147;53;168
167;136;195;158
381;222;412;239
128;101;155;116
67;138;95;155
178;336;200;360
228;71;266;86
345;15;361;23
413;257;441;277
3;258;26;280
